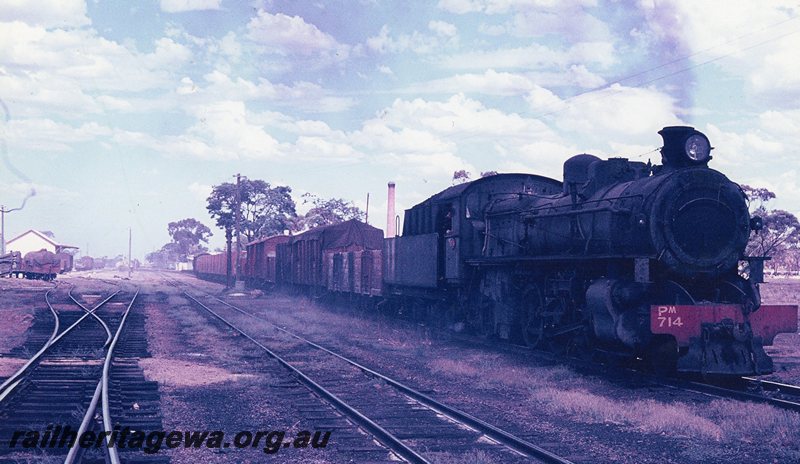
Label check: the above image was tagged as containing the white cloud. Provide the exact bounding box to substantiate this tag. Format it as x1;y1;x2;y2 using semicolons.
5;118;112;152
188;182;212;201
428;20;458;37
413;69;536;95
0;0;89;28
552;84;682;140
637;1;800;104
185;100;282;159
509;7;610;41
367;24;459;54
402;69;598;96
0;22;193;96
179;70;356;113
351;122;454;154
382;152;476;180
375;94;554;140
438;0;598;15
246;9;351;65
160;0;222;13
440;41;614;70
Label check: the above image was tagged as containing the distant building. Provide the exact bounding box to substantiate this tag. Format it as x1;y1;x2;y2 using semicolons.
5;229;78;255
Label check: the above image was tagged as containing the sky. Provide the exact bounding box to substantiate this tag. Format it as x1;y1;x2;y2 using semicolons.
1;0;800;259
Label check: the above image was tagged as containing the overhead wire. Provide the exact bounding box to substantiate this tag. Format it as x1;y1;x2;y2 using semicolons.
530;14;800;119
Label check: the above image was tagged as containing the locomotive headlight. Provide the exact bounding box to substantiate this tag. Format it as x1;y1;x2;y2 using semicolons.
658;126;713;167
684;133;711;161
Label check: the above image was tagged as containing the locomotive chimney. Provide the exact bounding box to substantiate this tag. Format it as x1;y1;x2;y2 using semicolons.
386;181;396;237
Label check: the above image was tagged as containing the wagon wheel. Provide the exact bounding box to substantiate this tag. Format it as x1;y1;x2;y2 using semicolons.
521;285;547;349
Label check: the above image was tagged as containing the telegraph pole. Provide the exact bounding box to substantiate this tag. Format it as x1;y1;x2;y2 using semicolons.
128;227;132;278
1;205;5;255
234;174;244;290
0;192;35;255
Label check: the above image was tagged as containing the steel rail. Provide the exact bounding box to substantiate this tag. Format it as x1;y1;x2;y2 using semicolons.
742;376;800;398
101;288;139;464
208;294;573;464
64;289;138;464
69;288;113;347
182;291;430;464
663;378;800;412
0;290;120;399
44;286;61;345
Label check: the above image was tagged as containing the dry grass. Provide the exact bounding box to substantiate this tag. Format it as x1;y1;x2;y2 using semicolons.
705;400;800;446
429;355;586;390
531;387;724;440
529;386;800;447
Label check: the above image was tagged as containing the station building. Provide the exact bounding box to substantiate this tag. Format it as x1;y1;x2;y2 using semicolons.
5;229;78;255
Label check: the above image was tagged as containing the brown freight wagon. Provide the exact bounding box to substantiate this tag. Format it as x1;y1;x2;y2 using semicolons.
275;219;384;297
193;251;245;283
245;235;291;288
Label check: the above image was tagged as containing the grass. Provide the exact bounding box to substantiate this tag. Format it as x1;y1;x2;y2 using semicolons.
528;386;800;448
429;356;585;390
531;387;724;440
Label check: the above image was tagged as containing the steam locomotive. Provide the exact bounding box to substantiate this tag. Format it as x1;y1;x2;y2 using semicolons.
195;126;798;376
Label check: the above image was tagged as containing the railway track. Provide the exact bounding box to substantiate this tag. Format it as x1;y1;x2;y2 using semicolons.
451;332;800;414
0;286;161;463
162;276;574;464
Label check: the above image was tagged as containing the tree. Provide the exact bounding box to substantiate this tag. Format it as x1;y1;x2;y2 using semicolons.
167;218;211;261
298;193;365;230
452;169;471;185
747;209;800;258
206;178;297;242
742;185;800;273
144;243;180;269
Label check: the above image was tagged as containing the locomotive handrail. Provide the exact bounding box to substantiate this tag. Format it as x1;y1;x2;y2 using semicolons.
485;193;645;218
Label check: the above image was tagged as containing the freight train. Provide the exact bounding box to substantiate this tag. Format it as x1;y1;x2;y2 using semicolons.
194;126;798;376
0;249;72;280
